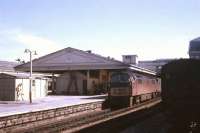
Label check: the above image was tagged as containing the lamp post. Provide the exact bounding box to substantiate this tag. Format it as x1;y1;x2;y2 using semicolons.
24;49;37;104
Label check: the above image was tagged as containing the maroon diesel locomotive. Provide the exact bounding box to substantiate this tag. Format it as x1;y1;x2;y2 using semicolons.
109;66;161;109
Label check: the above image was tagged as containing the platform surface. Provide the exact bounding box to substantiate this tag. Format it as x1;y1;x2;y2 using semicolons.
0;95;105;117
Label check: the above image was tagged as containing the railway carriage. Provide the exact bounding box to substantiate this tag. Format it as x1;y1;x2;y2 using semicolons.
109;66;161;109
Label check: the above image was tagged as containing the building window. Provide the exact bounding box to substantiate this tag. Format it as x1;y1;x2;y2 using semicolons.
32;80;36;86
125;56;131;59
102;75;107;81
90;70;99;79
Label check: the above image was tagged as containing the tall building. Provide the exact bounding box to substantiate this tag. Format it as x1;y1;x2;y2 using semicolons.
189;37;200;59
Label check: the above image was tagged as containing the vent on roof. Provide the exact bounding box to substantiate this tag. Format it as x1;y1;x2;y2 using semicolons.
86;50;92;53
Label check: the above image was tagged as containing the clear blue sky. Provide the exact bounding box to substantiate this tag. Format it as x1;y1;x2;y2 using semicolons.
0;0;200;61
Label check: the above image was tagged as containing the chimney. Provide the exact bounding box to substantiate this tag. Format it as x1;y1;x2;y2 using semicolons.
122;55;138;65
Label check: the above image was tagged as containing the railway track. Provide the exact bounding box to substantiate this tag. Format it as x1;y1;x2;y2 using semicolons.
2;98;161;133
79;98;162;133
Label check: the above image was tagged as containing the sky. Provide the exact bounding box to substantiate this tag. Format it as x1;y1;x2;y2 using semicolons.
0;0;200;62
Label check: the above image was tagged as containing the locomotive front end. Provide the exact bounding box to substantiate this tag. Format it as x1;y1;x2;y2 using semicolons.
109;72;132;109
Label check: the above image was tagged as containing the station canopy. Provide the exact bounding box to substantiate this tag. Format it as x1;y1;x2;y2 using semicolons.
15;47;129;73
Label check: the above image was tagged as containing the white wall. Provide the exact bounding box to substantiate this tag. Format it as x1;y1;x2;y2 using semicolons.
15;78;48;101
16;78;28;101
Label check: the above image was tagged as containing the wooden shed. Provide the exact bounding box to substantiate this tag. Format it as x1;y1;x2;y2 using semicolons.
0;72;48;101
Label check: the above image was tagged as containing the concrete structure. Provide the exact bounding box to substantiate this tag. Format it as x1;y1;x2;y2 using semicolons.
189;37;200;59
15;47;129;95
0;95;104;129
138;59;174;73
0;72;48;101
122;55;138;65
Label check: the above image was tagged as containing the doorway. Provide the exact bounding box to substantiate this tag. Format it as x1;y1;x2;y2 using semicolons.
83;80;87;95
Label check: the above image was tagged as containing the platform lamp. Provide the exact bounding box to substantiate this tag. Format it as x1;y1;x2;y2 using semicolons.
24;49;37;104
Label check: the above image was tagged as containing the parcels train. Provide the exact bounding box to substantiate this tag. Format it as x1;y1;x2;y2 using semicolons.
161;59;200;128
108;66;161;109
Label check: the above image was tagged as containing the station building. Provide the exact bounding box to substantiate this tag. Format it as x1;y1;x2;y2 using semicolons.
15;47;129;95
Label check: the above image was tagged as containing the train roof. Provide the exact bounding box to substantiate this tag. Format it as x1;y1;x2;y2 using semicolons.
161;59;200;72
189;38;200;51
128;64;157;76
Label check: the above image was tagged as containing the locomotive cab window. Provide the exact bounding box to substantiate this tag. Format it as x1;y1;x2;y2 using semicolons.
111;73;130;82
120;74;129;82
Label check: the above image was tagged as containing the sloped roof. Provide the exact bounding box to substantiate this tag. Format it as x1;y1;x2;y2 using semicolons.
15;47;129;72
129;64;156;76
0;72;49;79
0;72;30;78
0;61;19;72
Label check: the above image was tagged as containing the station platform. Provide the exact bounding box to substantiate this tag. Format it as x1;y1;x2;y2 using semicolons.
0;95;106;117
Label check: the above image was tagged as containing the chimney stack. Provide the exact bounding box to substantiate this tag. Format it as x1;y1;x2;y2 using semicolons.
122;55;138;65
